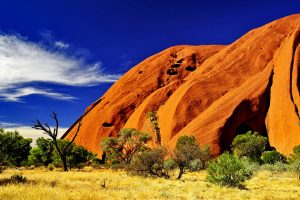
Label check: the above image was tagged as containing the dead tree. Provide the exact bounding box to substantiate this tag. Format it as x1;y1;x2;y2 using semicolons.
32;112;82;171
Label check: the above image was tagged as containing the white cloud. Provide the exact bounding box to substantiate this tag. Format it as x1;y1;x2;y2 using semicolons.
5;126;67;146
54;41;70;49
0;87;76;102
0;121;23;128
0;34;120;102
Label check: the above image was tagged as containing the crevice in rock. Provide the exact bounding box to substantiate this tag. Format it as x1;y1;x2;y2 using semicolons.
219;69;274;152
185;66;196;72
167;68;179;75
289;31;300;121
171;63;181;68
102;122;113;127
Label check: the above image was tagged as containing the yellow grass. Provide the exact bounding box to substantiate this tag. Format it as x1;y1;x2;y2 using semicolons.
0;168;300;200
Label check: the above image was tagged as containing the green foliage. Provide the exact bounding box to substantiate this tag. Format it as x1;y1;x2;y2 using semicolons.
207;152;252;187
164;159;176;172
240;157;260;172
68;144;96;167
146;112;161;145
231;131;267;162
173;135;210;179
48;164;54;171
293;145;300;154
28;138;95;168
289;159;300;179
51;139;96;168
28;137;54;166
261;150;286;164
260;162;288;173
287;145;300;179
128;147;169;178
101;128;151;164
0;128;32;167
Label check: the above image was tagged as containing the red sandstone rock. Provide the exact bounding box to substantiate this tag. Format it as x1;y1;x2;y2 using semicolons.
63;14;300;157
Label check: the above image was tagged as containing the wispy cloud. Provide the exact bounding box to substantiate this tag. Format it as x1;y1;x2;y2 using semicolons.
0;87;76;102
0;121;23;128
54;41;70;49
0;33;120;102
4;126;67;145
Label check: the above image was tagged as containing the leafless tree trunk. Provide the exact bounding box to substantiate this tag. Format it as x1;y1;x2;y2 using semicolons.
33;112;82;172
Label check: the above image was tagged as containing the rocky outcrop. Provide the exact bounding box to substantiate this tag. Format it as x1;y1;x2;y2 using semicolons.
63;14;300;156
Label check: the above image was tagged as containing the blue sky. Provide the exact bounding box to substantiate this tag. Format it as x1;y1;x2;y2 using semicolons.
0;0;299;136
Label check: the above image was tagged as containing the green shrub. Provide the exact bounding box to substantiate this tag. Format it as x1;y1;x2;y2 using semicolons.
163;159;176;173
260;162;288;173
240;157;260;172
50;140;96;169
207;152;252;187
128;147;169;178
173;135;210;179
0;128;32;167
28;138;54;167
289;159;300;179
261;150;286;164
293;145;300;154
101;128;151;164
231;131;267;162
48;164;54;171
287;145;300;179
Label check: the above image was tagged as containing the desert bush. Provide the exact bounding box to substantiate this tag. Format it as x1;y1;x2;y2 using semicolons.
231;131;267;162
0;174;28;186
293;145;300;154
163;159;176;174
261;150;286;164
240;157;260;172
207;152;252;188
48;164;54;171
10;174;27;183
128;147;169;178
51;140;96;169
287;145;300;179
28;138;54;167
0;128;32;167
173;135;210;179
260;162;288;173
82;166;93;172
289;159;300;179
188;159;205;172
101;128;151;164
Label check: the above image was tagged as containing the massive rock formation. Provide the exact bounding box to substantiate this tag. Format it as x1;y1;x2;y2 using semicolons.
63;14;300;156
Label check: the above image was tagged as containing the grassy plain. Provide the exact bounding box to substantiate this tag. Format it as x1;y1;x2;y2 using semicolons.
0;168;300;200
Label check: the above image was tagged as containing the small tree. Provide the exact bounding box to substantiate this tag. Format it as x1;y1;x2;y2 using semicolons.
28;137;54;166
128;147;169;178
207;152;252;188
32;112;82;171
0;128;32;167
146;112;161;145
261;150;286;164
231;131;267;162
101;128;151;164
172;135;210;179
67;143;96;168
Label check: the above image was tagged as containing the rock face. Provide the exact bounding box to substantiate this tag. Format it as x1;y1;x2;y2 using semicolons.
63;14;300;157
